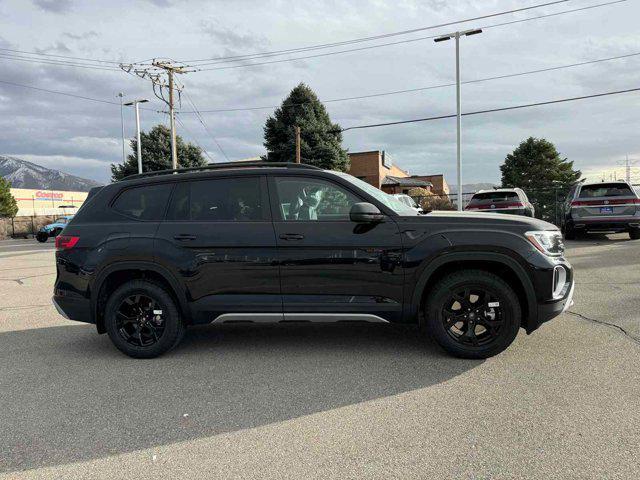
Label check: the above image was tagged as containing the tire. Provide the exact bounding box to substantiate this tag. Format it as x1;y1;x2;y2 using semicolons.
36;232;48;243
104;280;185;359
564;225;577;240
630;227;640;240
424;269;521;359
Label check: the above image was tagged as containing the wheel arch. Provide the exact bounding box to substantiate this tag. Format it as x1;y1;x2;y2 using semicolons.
411;252;537;332
92;262;188;334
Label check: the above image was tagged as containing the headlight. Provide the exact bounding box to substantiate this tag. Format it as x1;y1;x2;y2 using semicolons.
525;230;564;257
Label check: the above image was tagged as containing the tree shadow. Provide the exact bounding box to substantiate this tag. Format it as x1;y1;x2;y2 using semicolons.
0;323;481;473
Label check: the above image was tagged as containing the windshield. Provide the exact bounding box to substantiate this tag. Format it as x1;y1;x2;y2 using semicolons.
333;172;419;216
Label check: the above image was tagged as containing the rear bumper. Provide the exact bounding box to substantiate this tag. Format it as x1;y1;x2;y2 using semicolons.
568;218;639;231
52;295;93;324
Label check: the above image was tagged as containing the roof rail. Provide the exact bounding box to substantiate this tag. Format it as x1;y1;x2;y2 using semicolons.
122;161;321;181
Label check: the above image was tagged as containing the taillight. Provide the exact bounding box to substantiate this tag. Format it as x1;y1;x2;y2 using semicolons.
55;235;79;250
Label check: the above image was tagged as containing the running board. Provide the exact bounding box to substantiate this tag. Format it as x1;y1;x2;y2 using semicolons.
212;313;390;324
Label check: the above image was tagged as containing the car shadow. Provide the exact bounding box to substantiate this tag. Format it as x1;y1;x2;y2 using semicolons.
0;323;481;473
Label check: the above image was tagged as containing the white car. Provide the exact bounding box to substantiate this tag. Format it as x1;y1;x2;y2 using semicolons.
391;194;423;213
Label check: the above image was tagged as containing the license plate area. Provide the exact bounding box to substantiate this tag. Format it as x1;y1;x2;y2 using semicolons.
600;206;613;214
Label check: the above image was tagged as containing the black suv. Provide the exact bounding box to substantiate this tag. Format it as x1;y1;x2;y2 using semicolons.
53;162;574;359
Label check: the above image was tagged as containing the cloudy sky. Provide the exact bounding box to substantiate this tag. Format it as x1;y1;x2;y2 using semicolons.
0;0;639;185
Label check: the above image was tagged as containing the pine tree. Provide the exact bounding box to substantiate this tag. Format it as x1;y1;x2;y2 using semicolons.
501;137;581;221
0;177;18;218
263;83;349;171
110;124;206;181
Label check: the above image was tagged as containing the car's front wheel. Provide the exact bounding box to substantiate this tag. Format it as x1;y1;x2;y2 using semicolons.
424;270;521;359
104;280;185;359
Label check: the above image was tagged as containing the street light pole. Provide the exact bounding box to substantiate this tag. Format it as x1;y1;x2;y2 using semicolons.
117;92;126;164
435;28;482;211
124;99;149;174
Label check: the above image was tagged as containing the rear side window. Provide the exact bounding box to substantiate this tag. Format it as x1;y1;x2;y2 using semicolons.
579;183;635;198
167;177;265;222
112;183;173;220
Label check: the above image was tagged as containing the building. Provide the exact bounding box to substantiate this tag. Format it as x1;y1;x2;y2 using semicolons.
347;150;449;195
11;188;89;216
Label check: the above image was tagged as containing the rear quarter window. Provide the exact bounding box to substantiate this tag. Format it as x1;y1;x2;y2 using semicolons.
112;183;173;220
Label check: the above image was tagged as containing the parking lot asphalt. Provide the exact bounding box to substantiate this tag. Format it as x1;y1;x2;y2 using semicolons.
0;235;638;479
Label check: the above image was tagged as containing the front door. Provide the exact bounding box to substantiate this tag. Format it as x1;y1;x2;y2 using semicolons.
269;175;404;322
154;175;281;323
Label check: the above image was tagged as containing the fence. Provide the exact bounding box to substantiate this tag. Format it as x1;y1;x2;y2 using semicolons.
0;215;57;240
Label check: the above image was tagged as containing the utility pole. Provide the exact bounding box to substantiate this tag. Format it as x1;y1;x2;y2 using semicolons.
626;155;631;183
119;59;190;171
124;99;149;174
152;61;187;170
435;28;482;211
117;92;126;163
295;126;301;163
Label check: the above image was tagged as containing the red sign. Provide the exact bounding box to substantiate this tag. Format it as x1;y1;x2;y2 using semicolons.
35;191;64;199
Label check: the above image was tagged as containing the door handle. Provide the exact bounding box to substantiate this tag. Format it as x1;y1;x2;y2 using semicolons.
279;233;305;241
174;234;196;241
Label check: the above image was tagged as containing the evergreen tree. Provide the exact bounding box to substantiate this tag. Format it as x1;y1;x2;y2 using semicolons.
263;83;349;171
0;177;18;218
111;124;206;181
501;137;581;222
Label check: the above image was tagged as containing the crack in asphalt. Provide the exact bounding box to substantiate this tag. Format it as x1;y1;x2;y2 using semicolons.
567;311;640;346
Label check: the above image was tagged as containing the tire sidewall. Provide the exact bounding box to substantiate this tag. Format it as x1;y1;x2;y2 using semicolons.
105;280;183;359
425;272;521;359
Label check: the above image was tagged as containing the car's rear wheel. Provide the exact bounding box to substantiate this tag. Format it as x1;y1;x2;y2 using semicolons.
105;280;185;359
564;224;578;240
424;270;521;359
630;227;640;240
35;232;48;243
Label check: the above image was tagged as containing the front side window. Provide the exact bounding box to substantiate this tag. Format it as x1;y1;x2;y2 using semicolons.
274;177;362;221
167;177;264;222
112;183;173;220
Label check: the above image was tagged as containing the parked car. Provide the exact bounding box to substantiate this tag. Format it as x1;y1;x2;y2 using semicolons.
562;180;640;240
391;193;423;213
465;188;534;217
35;215;74;243
52;162;573;360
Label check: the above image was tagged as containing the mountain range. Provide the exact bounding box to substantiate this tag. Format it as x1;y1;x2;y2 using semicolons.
0;155;102;191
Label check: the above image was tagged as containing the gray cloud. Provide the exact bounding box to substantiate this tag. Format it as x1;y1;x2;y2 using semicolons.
62;31;98;41
32;0;73;14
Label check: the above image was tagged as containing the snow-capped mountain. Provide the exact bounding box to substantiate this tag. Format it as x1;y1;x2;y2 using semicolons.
0;155;102;191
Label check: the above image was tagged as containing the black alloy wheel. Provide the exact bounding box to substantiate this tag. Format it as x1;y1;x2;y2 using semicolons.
425;270;521;359
105;280;185;358
115;294;166;347
441;287;504;347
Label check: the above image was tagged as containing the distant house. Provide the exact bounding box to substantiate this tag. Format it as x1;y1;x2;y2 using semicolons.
347;150;449;195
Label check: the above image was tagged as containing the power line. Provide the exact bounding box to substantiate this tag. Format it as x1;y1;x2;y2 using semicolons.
182;90;230;161
0;47;122;65
179;50;640;113
338;86;640;132
0;78;122;105
192;0;625;71
182;0;573;65
175;115;216;163
0;53;121;71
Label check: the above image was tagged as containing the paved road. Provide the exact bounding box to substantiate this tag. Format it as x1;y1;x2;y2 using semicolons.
0;236;638;479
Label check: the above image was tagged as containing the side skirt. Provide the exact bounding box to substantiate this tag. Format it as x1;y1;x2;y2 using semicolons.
211;313;390;324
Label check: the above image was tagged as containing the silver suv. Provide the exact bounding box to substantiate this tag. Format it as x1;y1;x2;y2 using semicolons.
563;181;640;239
465;188;534;217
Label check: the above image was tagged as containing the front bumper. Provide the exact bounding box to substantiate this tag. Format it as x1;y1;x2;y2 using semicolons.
535;279;575;327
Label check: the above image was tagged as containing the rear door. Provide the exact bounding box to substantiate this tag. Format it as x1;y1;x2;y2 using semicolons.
269;174;404;322
572;183;639;221
154;175;281;323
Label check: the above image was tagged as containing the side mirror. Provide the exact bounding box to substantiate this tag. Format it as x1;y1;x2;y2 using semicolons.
350;202;384;223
